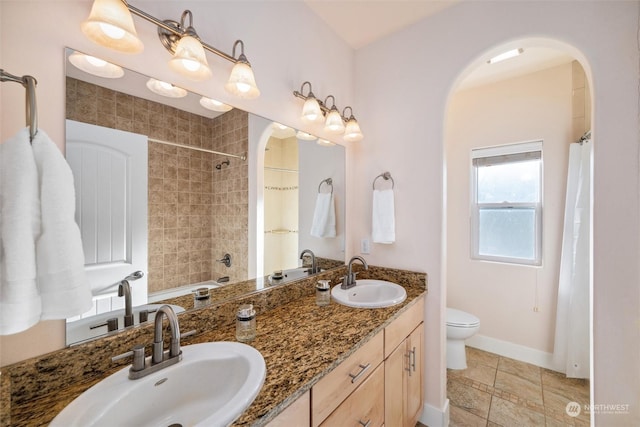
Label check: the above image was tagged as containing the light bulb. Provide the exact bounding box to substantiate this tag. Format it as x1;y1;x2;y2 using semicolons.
301;97;323;124
343;117;364;142
199;97;233;112
168;34;211;81
99;22;125;39
324;109;345;134
81;0;143;53
225;61;260;99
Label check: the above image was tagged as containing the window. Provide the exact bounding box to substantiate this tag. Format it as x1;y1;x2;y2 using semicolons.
471;141;542;265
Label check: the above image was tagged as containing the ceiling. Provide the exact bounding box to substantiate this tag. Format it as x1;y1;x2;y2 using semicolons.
303;0;575;89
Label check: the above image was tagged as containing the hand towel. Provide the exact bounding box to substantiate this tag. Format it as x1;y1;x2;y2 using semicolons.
310;192;336;238
372;189;395;244
32;129;92;319
0;128;43;334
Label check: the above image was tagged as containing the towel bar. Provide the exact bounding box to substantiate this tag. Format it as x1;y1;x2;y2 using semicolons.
1;69;38;143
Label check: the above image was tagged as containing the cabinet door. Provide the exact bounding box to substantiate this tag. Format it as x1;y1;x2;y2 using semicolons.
321;363;384;427
405;323;424;427
266;391;310;427
384;342;405;427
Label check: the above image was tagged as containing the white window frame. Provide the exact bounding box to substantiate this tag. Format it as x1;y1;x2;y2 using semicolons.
470;141;543;266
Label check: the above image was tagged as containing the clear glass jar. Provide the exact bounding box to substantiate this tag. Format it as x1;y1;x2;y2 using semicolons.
316;280;331;306
236;304;256;342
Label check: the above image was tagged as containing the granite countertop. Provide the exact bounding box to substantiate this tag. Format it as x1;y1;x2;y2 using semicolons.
1;267;426;426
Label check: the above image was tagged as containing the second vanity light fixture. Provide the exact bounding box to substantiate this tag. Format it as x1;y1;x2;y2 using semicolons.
81;0;260;99
293;81;364;142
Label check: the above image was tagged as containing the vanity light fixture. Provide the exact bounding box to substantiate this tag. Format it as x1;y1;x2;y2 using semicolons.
199;96;233;112
165;11;211;81
146;78;187;98
293;80;363;141
82;0;260;97
323;95;345;134
272;122;289;131
295;82;324;124
68;51;124;79
342;106;364;142
81;0;144;54
487;48;524;64
296;130;317;141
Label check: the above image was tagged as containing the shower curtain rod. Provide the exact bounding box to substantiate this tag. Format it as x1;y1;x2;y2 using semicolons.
148;137;247;161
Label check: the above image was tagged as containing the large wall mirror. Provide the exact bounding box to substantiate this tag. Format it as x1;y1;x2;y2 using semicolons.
64;48;346;345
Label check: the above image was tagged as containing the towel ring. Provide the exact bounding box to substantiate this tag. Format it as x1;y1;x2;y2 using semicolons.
373;172;394;190
0;69;38;143
318;177;333;194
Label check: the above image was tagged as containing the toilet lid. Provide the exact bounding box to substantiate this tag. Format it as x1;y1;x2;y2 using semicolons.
446;308;480;327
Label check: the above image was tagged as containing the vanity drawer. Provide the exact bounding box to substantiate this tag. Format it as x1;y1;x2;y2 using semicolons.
384;296;424;358
320;363;384;427
311;331;384;426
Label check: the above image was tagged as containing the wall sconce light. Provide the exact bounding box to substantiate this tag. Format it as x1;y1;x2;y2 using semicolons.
68;51;124;78
82;0;260;98
294;81;324;124
323;95;345;134
342;106;364;142
296;130;317;141
199;96;233;112
293;81;364;141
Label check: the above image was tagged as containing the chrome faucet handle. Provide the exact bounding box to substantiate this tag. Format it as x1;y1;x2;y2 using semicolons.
112;344;146;372
90;317;119;332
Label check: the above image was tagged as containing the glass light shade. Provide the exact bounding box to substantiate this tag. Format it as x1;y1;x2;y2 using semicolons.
296;131;317;141
343;118;364;142
199;97;233;112
272;122;289;130
81;0;143;54
324;109;345;134
168;35;212;81
317;139;336;147
68;52;124;79
146;78;187;98
301;97;323;124
225;62;260;99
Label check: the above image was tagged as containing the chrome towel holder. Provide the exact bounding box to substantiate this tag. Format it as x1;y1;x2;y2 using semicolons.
1;69;38;143
373;171;394;190
318;177;333;194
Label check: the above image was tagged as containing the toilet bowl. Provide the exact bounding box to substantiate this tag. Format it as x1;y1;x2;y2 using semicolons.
446;308;480;370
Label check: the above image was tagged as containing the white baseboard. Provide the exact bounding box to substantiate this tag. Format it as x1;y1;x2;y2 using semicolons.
420;398;450;427
466;334;558;371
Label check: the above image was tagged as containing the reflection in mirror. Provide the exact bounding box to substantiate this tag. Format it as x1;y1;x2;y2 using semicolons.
64;48;345;345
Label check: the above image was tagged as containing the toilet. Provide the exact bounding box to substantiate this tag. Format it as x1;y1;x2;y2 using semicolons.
446;308;480;370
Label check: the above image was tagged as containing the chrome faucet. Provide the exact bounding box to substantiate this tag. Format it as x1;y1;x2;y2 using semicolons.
342;256;369;289
118;271;144;327
153;305;181;364
111;304;195;380
300;249;320;274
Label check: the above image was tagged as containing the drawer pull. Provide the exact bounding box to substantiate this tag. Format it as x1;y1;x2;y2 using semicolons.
348;363;371;384
358;420;371;427
405;346;416;376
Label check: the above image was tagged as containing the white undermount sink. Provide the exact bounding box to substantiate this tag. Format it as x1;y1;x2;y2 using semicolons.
331;279;407;308
51;342;266;427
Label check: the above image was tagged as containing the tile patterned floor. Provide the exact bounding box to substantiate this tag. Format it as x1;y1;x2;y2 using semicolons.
447;347;590;426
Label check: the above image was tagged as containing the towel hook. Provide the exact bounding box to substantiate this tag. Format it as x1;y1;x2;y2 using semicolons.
318;177;333;194
373;172;394;190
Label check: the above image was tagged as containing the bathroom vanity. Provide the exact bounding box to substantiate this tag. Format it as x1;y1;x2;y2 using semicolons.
0;266;426;426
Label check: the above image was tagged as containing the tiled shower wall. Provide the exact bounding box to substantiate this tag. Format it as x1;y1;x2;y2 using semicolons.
66;77;248;293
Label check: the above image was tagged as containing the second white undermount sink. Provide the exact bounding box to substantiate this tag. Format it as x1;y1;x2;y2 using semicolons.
51;342;266;427
331;279;407;308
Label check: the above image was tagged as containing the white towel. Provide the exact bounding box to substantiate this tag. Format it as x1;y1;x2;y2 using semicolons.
310;192;336;238
372;189;395;244
32;129;92;319
0;128;43;334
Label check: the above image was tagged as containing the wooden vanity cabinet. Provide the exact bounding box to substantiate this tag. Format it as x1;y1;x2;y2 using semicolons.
384;297;425;427
265;391;310;426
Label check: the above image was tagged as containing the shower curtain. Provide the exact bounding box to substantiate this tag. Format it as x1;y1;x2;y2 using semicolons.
552;137;591;379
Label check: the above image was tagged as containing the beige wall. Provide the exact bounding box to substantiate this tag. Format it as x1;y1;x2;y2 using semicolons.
446;63;573;354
